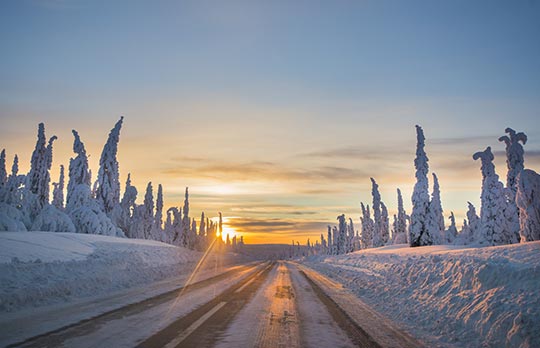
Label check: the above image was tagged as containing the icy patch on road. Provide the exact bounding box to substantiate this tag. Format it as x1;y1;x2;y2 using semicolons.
305;242;540;348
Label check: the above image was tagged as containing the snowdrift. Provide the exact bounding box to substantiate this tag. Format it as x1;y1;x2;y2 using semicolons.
305;242;540;348
0;231;201;312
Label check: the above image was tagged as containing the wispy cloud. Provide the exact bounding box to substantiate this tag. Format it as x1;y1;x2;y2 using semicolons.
227;217;329;235
162;160;370;183
429;135;498;146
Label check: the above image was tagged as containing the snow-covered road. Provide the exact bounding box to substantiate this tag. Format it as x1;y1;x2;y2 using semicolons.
138;262;420;348
6;261;422;348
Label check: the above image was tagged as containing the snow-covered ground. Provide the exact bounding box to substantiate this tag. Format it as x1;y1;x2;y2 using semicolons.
303;242;540;348
0;231;205;313
0;231;254;346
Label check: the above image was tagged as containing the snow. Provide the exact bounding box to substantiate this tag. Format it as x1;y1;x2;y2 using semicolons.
50;264;261;348
0;231;256;346
0;231;199;312
516;169;540;241
304;242;540;348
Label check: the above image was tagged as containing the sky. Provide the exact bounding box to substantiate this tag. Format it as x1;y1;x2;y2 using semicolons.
1;0;539;244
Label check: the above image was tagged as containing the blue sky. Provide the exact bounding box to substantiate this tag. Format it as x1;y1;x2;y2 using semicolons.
1;0;539;243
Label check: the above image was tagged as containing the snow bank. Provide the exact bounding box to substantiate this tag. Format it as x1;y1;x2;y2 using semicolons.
0;231;200;312
304;242;540;348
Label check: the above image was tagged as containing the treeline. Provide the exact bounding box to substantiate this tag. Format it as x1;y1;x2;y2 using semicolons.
314;126;540;255
0;118;244;252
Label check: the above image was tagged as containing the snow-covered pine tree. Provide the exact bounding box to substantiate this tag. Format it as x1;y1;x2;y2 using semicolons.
66;130;91;208
455;201;480;245
360;203;375;249
473;146;517;245
169;207;182;244
332;226;338;254
515;169;540;241
154;183;164;240
370;178;383;247
190;218;198;249
445;212;458;244
2;155;24;206
393;188;408;244
95;117;123;216
410;125;432;246
27;123;57;216
143;182;154;239
66;130;121;236
348;217;356;252
499;128;527;197
337;214;346;254
380;202;390;246
51;165;65;210
425;173;444;244
0;149;6;188
163;208;173;243
114;173;138;237
181;188;190;247
0;153;29;231
327;225;332;254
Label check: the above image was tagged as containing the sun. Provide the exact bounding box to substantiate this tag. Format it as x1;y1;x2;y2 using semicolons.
212;216;240;241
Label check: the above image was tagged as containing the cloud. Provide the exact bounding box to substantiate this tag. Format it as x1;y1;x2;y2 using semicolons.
162;160;370;183
299;145;409;160
227;217;329;235
429;135;498;146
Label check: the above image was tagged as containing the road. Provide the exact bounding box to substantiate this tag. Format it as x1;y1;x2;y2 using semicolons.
9;262;422;348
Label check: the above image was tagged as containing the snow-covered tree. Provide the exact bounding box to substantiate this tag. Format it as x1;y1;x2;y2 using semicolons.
113;173;138;236
2;155;24;206
370;178;383;247
199;212;206;238
143;182;154;239
321;233;327;251
393;188;408;244
455;202;480;245
499;128;527;197
337;214;346;254
360;203;374;249
332;226;338;254
348;217;356;252
0;149;6;188
380;202;390;246
0;154;28;230
473;146;518;245
95;117;123;216
190;218;198;248
31;205;76;232
410;125;433;246
327;225;332;254
27;123;57;215
66;130;121;237
52;165;65;210
169;207;182;244
515;169;540;241
0;202;28;231
181;188;190;247
425;173;444;244
154;183;164;234
66;130;91;208
445;212;458;244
